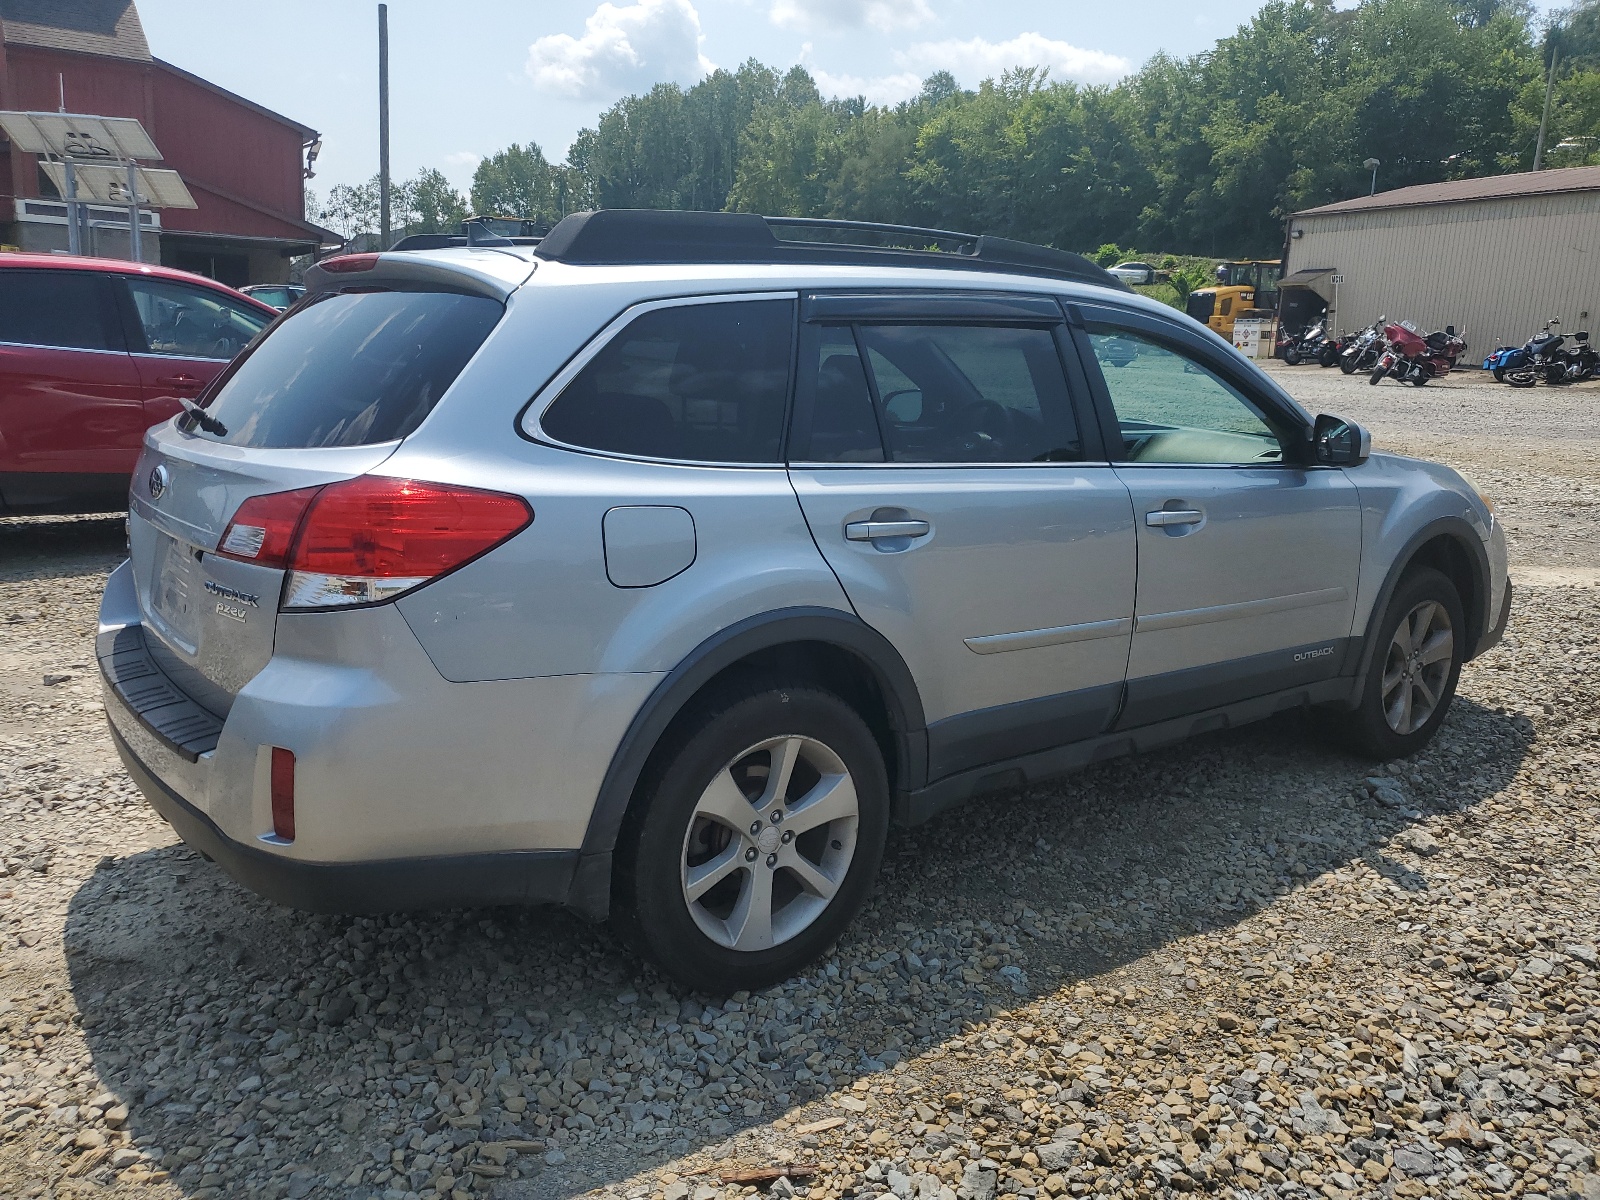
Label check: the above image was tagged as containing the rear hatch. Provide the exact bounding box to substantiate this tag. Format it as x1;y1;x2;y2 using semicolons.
129;252;523;713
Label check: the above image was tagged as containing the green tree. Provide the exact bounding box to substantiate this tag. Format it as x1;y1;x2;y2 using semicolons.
471;144;559;222
408;169;468;233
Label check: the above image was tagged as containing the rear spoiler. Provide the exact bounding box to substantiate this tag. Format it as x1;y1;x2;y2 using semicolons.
304;249;537;302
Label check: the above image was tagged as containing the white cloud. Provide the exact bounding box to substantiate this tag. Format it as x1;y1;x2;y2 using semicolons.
900;32;1131;87
771;0;933;33
526;0;714;100
809;65;924;105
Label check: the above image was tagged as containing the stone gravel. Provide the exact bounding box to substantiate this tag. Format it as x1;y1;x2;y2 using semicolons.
1;370;1596;1200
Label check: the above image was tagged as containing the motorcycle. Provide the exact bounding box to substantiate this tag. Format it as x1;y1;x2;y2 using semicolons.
1543;327;1598;385
1282;321;1331;366
1337;318;1388;375
1490;318;1566;386
1369;322;1467;386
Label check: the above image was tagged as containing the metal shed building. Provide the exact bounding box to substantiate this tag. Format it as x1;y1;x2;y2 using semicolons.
1282;166;1600;355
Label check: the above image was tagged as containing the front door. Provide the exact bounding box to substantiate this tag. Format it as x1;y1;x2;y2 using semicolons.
0;268;143;509
786;296;1137;782
115;275;272;426
1074;304;1361;728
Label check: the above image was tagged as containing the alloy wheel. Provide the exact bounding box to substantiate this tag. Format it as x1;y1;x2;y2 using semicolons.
1380;600;1455;735
679;735;859;952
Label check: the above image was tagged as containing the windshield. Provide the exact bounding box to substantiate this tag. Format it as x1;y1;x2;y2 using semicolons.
194;289;502;448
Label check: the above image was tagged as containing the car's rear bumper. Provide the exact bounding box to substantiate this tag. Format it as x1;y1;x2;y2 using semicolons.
109;719;582;913
97;557;651;917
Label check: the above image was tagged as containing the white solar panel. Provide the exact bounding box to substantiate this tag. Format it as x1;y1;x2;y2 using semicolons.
39;162;197;210
0;111;162;161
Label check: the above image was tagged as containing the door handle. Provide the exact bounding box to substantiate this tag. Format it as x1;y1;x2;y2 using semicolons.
845;519;930;541
1146;509;1204;528
155;374;203;390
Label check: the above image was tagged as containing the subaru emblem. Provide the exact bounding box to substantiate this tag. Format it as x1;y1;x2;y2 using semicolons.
148;464;169;500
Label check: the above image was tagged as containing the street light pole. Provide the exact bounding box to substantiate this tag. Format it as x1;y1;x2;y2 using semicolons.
1363;157;1380;196
378;3;390;249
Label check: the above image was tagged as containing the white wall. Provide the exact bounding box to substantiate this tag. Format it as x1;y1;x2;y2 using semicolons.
1286;191;1600;354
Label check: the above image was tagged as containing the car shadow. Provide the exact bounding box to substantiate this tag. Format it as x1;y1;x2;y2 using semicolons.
62;693;1529;1198
0;513;127;584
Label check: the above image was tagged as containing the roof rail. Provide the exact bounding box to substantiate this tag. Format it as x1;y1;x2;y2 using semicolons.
533;209;1130;290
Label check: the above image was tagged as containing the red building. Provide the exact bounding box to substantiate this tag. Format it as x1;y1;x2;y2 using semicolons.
0;0;334;284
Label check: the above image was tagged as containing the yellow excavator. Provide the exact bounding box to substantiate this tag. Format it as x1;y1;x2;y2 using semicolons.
1184;260;1282;339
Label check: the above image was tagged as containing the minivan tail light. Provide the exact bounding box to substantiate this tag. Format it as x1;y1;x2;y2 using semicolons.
218;477;532;609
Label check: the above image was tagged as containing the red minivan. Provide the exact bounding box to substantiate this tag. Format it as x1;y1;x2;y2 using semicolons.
0;254;279;515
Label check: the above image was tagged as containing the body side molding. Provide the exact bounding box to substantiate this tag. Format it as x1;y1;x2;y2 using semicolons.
964;616;1133;655
1136;587;1349;633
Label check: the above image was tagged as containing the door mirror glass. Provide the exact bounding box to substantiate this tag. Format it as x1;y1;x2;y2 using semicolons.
1312;413;1370;466
882;389;923;423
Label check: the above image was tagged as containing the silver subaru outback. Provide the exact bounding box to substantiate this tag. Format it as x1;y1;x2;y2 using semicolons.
100;210;1509;992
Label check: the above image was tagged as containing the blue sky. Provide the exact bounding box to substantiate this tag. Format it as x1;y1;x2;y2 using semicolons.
135;0;1552;207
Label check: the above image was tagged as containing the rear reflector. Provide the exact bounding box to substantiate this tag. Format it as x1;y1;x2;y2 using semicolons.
270;747;295;841
217;477;532;609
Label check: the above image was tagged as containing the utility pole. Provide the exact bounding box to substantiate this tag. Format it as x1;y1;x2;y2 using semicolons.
1534;39;1559;171
378;3;391;248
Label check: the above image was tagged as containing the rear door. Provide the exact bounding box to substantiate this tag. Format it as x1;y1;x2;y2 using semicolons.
0;267;143;506
115;275;273;426
787;292;1137;782
1072;301;1361;727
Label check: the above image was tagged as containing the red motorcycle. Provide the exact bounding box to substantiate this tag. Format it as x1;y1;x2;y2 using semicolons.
1368;321;1467;386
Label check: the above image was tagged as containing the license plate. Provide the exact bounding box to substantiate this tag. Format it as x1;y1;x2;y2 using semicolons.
149;531;201;650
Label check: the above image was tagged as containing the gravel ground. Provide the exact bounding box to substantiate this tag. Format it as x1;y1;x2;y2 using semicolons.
2;368;1597;1200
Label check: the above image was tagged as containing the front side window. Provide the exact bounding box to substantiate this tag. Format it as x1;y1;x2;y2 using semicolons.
540;299;795;463
124;278;271;360
803;323;1081;464
0;270;121;352
1085;327;1286;465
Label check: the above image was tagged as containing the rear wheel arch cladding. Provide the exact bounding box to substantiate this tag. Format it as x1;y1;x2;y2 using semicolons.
579;608;926;875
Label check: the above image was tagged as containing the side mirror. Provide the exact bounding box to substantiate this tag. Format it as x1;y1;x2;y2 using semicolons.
1313;413;1371;466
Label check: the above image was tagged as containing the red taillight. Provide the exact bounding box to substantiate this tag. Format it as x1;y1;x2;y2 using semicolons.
319;253;380;273
291;477;532;578
216;477;532;609
270;747;295;841
217;486;324;567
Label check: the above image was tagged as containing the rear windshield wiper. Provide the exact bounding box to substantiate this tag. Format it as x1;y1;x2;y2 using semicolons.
180;401;228;437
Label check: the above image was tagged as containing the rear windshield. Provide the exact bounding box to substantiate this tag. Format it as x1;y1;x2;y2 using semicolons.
194;290;502;448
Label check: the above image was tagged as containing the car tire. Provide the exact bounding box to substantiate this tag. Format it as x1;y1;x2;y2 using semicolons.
1339;566;1465;761
613;681;889;993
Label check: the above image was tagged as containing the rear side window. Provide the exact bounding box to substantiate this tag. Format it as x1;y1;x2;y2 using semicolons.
803;323;1082;463
0;270;122;352
540;299;795;463
196;290;502;448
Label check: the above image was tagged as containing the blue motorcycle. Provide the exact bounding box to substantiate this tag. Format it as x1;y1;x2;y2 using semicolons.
1485;318;1562;384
